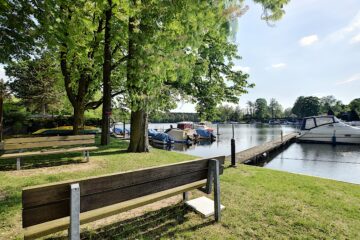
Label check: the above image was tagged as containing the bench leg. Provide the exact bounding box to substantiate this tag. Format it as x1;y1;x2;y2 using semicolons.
83;151;90;162
210;159;221;222
69;183;80;240
16;158;21;170
182;192;189;202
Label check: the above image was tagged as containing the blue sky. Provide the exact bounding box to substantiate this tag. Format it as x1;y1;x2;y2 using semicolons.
1;0;360;112
175;0;360;112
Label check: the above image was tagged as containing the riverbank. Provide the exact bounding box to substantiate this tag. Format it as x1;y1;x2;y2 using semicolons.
0;139;359;239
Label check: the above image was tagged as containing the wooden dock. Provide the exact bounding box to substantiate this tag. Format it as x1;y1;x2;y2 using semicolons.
230;132;298;164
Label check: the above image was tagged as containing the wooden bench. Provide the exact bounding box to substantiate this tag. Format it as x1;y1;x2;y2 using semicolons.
22;156;225;240
0;135;98;170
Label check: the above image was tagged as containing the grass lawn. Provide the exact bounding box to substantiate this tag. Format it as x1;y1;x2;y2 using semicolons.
0;138;359;239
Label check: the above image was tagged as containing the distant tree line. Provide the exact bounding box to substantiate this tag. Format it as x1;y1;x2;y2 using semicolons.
149;112;199;123
172;96;360;123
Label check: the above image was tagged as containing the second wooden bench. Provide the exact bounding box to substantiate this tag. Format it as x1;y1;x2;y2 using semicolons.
0;135;98;170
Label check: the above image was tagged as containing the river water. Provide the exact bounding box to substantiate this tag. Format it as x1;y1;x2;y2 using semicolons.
148;123;360;185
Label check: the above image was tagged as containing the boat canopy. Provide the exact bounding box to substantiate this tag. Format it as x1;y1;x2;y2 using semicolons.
177;122;194;130
301;116;339;130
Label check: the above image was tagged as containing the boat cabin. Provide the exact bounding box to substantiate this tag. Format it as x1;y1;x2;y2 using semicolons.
301;116;338;130
177;121;194;130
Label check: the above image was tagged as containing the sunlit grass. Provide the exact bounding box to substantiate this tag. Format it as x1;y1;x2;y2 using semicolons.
0;137;359;239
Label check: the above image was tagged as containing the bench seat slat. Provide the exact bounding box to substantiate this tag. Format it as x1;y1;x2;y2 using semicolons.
0;146;98;159
4;135;94;144
4;139;95;151
24;180;207;240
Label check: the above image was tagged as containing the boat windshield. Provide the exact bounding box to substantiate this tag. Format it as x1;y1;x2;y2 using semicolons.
302;116;335;130
315;116;334;126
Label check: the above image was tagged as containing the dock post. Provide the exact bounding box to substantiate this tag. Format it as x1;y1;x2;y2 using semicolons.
217;124;220;135
231;124;236;167
281;130;283;142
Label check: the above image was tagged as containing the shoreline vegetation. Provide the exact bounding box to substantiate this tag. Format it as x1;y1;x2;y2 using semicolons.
0;138;359;239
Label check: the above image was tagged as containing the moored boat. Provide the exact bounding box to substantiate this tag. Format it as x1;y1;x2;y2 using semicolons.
150;132;174;145
298;116;360;144
165;128;193;144
195;121;214;132
195;128;216;140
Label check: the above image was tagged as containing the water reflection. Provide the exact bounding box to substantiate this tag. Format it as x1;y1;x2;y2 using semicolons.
149;123;295;158
148;123;360;184
263;143;360;184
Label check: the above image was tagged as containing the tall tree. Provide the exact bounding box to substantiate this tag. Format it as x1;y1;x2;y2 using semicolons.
0;0;40;63
101;0;113;145
5;55;63;114
292;96;321;118
349;98;360;114
269;98;283;119
255;98;268;120
126;1;224;152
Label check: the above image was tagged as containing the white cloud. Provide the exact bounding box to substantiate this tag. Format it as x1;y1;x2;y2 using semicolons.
232;66;251;73
327;11;360;42
299;34;319;46
336;73;360;85
350;33;360;44
271;63;286;69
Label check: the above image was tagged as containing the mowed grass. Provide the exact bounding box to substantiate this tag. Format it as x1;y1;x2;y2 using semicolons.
0;138;360;239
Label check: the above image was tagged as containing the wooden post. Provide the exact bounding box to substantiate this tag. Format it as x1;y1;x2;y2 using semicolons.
232;124;234;139
210;159;221;222
281;130;283;143
231;139;236;167
69;183;80;240
231;124;236;167
217;124;220;135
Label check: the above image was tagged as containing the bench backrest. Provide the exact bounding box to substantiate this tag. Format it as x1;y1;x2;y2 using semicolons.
3;135;95;151
22;156;225;228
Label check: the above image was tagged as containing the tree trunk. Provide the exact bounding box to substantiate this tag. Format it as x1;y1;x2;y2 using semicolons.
73;102;85;135
128;109;149;152
101;1;112;145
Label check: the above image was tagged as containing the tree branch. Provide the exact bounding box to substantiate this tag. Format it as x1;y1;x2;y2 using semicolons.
85;90;125;110
111;56;127;70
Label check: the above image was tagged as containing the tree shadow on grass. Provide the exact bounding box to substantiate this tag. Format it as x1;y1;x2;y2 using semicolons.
47;203;213;240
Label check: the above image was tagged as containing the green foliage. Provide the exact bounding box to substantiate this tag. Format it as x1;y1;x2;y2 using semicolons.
255;98;268;120
3;98;30;134
0;0;40;63
149;112;199;123
349;98;360;113
5;54;64;114
292;96;321;118
269;98;283;118
253;0;290;22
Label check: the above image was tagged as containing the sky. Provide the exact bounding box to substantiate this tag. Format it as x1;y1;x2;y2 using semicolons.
1;0;360;112
175;0;360;112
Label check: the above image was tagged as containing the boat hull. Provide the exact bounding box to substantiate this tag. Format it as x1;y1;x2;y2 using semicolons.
299;133;360;144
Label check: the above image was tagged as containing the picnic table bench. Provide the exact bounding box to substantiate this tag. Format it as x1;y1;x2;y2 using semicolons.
0;135;98;170
22;156;225;240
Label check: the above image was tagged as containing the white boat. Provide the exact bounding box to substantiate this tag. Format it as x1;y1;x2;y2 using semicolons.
298;116;360;144
165;128;194;144
194;121;214;132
